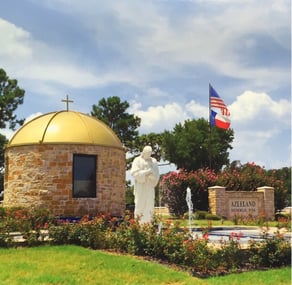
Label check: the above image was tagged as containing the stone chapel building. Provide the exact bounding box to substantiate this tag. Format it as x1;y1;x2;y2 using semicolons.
3;109;126;217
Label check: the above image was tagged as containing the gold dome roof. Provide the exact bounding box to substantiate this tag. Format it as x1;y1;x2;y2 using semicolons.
7;111;123;149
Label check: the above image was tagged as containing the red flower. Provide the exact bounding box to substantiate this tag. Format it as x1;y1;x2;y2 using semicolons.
203;233;209;240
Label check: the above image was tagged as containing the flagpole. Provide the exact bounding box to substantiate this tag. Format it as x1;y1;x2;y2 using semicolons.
208;84;212;169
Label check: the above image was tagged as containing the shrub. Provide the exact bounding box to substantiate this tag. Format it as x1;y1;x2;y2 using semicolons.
186;237;214;274
275;216;291;230
0;209;291;277
110;218;150;255
213;236;245;271
0;207;6;218
49;213;292;276
205;214;221;220
0;207;53;246
49;223;72;245
248;233;291;268
194;211;208;219
161;169;217;217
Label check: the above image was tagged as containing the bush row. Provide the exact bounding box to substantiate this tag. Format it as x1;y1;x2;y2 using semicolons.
48;214;291;277
0;208;290;277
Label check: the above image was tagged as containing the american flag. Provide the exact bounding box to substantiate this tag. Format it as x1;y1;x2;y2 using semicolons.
209;84;230;116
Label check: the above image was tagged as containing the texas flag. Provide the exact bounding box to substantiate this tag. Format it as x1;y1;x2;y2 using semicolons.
209;84;231;130
210;109;230;130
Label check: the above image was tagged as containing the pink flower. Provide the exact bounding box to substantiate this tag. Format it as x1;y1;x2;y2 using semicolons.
203;233;209;240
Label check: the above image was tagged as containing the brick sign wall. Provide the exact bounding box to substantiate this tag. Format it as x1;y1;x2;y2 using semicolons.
229;198;258;216
208;186;274;220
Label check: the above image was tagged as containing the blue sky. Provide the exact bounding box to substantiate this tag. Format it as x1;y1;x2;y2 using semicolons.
0;0;291;170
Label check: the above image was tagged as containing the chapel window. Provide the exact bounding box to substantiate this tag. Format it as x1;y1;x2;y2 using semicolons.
73;154;97;198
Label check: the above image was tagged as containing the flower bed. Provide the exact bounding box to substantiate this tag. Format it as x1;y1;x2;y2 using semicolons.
0;208;290;278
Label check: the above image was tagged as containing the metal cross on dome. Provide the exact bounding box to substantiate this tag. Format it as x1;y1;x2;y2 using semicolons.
61;95;74;111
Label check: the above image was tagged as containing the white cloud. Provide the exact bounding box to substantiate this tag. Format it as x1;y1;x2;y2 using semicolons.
229;91;290;128
0;17;137;93
131;89;290;169
132;102;189;133
228;90;291;168
24;112;43;124
0;129;14;140
229;129;290;168
132;90;290;134
0;1;289;170
0;19;32;60
185;100;208;119
1;0;290;92
20;64;110;89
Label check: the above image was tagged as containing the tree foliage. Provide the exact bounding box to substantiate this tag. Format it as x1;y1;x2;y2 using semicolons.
91;96;141;150
267;167;291;207
0;134;8;195
0;69;25;197
218;162;290;211
161;168;217;216
128;133;164;164
0;134;8;169
162;118;234;172
0;68;25;130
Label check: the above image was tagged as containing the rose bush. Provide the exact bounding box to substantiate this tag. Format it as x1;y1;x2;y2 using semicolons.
0;209;290;277
160;168;217;216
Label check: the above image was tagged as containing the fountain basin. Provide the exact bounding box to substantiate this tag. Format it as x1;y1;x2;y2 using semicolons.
191;226;291;245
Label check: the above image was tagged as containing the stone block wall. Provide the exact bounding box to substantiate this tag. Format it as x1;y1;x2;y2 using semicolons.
208;186;275;220
3;143;126;216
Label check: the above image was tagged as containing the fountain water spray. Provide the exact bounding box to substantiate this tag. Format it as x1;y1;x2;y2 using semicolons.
157;184;164;234
186;187;193;234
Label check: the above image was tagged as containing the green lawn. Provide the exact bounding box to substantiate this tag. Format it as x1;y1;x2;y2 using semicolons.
0;245;290;285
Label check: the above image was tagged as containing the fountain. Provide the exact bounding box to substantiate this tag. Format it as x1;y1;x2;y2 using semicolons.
186;187;193;234
156;184;164;234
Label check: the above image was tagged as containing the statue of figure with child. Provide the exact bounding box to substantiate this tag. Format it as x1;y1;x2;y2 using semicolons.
130;146;159;223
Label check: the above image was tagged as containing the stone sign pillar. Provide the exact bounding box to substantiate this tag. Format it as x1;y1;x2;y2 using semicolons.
208;185;275;220
257;186;275;220
208;186;227;218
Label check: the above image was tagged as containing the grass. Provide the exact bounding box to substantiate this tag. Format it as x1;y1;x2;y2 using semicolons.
0;245;198;285
0;245;290;285
163;217;234;227
157;215;288;228
206;268;291;285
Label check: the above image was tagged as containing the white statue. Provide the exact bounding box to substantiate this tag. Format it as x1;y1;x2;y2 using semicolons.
130;146;159;223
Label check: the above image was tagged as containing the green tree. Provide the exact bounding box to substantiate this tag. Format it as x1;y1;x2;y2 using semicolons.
0;69;25;198
162;118;234;172
267;167;291;207
125;180;134;207
0;68;25;129
0;133;8;196
91;96;141;150
129;132;164;163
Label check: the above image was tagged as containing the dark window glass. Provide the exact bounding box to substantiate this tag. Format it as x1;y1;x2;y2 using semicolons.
73;154;97;198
